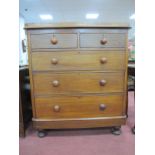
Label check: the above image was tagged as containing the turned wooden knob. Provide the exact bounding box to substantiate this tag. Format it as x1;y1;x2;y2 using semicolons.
53;105;61;112
99;80;107;86
51;37;58;45
51;58;58;65
99;104;106;111
100;57;107;64
100;39;107;45
52;80;60;87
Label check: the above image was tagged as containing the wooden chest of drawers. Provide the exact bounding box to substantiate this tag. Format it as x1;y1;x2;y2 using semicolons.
25;23;129;136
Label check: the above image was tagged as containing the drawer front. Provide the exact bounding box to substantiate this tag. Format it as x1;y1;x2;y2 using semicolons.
30;33;78;49
80;33;126;48
35;95;124;119
33;72;124;95
32;51;125;71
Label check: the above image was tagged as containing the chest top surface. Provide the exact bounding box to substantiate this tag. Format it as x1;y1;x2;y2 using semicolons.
25;23;130;29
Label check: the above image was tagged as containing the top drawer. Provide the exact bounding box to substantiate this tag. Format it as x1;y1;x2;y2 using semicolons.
30;33;78;49
80;33;126;48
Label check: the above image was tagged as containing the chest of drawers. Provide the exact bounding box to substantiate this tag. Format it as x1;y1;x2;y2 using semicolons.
25;23;129;136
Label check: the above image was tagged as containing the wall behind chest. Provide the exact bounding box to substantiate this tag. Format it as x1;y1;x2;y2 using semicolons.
19;15;28;66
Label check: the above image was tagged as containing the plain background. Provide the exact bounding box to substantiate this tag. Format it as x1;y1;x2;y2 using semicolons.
0;0;155;155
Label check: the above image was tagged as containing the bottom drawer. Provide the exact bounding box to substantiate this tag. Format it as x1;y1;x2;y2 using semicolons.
35;94;124;119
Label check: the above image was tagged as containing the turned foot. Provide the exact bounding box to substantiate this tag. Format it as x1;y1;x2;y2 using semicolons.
37;130;47;138
111;126;121;135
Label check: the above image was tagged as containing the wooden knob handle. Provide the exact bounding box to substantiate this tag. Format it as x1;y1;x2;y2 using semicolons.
52;80;60;87
100;57;107;64
51;37;58;45
51;58;58;65
99;80;107;86
53;105;61;112
100;39;107;45
99;104;106;111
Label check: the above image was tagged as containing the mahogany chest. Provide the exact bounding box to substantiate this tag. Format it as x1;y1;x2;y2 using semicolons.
25;23;129;137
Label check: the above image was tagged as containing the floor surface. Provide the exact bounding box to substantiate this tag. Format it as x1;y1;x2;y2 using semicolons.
19;92;135;155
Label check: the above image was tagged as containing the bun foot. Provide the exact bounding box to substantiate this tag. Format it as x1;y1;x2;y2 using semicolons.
37;130;47;138
111;126;121;135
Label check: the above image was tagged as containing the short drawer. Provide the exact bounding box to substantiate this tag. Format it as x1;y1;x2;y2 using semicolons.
30;33;78;49
80;33;126;48
35;95;124;119
33;72;124;95
31;51;125;71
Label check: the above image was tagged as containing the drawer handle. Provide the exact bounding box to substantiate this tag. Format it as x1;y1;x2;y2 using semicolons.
52;80;60;87
99;104;106;111
100;57;107;64
99;80;107;86
51;58;58;65
100;39;107;45
51;37;58;45
53;105;61;112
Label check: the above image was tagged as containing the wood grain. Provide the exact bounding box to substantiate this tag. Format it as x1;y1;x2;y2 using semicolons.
25;23;130;29
80;33;126;48
32;116;126;129
35;94;124;119
123;33;129;115
30;33;78;49
26;31;37;117
33;72;124;95
31;51;125;71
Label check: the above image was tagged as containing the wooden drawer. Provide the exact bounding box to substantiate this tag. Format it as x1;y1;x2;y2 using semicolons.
35;95;124;119
33;72;124;95
30;33;78;49
32;51;125;71
80;33;126;48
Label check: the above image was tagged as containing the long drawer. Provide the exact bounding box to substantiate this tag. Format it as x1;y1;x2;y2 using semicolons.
35;94;124;119
30;33;78;49
33;72;124;95
80;33;126;48
31;51;125;71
